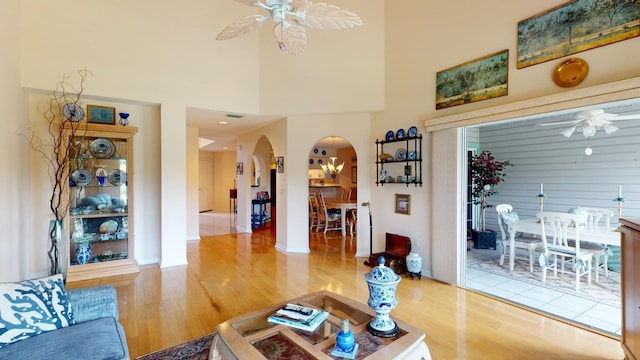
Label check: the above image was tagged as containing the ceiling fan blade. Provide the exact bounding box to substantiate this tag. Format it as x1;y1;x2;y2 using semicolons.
216;15;267;40
294;2;362;30
273;23;307;55
233;0;258;6
608;114;640;120
538;120;578;126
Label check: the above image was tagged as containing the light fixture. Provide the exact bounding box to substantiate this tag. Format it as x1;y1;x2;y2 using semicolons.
321;157;345;178
320;136;345;179
585;138;592;156
216;0;363;55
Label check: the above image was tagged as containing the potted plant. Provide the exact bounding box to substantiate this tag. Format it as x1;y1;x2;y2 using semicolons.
468;150;513;249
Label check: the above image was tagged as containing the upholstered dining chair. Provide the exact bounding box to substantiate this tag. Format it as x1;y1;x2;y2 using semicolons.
495;204;543;272
537;211;594;292
317;191;342;234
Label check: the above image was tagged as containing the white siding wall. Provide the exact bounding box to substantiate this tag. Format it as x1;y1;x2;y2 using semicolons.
476;116;640;231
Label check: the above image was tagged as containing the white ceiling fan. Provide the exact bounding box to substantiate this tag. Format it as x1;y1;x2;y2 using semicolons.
540;109;640;138
216;0;362;55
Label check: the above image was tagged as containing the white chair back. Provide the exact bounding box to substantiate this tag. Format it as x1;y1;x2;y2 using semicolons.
537;211;582;249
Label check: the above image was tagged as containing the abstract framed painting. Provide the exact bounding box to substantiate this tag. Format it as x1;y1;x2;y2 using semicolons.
435;49;508;110
517;0;639;69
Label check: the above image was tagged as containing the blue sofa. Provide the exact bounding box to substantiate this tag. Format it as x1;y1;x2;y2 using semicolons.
0;285;129;360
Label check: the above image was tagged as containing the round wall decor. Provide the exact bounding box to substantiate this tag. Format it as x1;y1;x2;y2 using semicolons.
552;58;589;88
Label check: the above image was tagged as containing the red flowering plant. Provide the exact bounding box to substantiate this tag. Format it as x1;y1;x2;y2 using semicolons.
469;151;513;231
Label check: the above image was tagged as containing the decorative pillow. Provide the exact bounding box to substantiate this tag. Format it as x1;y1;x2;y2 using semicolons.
568;207;589;225
0;274;74;348
500;211;520;239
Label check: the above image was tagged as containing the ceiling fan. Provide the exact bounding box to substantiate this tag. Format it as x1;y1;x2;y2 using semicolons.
539;109;640;138
216;0;362;55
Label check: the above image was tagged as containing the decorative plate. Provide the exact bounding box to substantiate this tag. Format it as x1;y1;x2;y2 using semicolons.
108;169;127;186
408;151;417;160
396;128;405;139
313;148;318;154
318;159;323;164
309;159;314;165
395;148;407;161
99;220;118;234
89;138;117;159
71;169;93;187
385;130;395;141
408;126;418;138
321;150;327;156
62;103;85;122
552;58;589;88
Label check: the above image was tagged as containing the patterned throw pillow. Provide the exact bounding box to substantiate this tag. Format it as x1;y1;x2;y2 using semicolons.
0;274;74;348
500;211;520;239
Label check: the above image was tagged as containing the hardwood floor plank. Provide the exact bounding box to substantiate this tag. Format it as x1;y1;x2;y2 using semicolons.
66;229;623;359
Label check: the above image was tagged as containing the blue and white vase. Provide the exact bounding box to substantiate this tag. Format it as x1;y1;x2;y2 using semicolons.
76;243;92;265
363;256;401;337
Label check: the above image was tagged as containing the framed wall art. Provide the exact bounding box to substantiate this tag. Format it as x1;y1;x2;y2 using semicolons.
435;49;508;110
517;0;639;69
275;156;284;173
395;194;411;215
87;105;116;125
351;166;357;184
236;162;243;175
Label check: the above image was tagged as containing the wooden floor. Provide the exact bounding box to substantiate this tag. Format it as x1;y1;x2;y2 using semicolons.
67;227;624;359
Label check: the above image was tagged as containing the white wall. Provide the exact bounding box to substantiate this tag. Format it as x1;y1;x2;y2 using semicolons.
0;0;30;282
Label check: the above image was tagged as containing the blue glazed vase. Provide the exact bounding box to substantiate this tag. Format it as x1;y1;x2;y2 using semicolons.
76;243;92;265
335;319;355;352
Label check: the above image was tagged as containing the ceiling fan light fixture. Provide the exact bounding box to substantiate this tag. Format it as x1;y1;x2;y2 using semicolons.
561;127;575;138
604;124;619;134
582;126;596;137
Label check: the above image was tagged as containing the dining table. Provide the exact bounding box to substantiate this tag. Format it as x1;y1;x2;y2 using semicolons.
324;199;358;236
506;217;620;272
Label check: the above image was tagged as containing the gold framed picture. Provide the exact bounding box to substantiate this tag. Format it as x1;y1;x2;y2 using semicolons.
87;105;116;125
395;194;411;215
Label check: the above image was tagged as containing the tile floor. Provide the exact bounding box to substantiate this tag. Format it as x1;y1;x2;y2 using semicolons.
466;248;621;337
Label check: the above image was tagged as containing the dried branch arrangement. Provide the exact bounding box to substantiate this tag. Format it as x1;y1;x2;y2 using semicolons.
21;69;92;274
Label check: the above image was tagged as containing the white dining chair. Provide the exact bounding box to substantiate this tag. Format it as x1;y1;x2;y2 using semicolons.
495;204;543;272
568;207;614;282
317;191;342;234
538;211;593;292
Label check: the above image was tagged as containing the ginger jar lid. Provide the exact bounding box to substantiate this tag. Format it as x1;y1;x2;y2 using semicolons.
363;256;400;284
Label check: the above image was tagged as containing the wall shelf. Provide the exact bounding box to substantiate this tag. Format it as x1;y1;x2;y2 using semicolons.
376;134;422;187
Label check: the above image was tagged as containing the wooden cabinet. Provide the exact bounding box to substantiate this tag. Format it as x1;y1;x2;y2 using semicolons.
375;134;422;186
63;123;139;282
621;218;640;360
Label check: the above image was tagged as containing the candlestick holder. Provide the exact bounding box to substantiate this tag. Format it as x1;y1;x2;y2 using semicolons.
537;193;546;222
613;196;625;232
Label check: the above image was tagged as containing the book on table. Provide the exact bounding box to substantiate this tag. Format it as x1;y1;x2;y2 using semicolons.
267;303;329;332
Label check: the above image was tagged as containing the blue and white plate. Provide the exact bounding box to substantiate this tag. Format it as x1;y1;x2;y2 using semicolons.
408;151;417;160
408;126;418;138
89;138;116;159
396;128;405;139
71;169;93;187
321;150;327;156
385;130;395;141
108;169;127;186
313;148;319;154
395;148;407;161
309;159;314;165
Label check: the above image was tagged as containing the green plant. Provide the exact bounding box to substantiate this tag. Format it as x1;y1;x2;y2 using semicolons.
469;150;513;231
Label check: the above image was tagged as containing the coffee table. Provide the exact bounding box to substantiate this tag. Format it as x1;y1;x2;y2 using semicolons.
211;291;431;360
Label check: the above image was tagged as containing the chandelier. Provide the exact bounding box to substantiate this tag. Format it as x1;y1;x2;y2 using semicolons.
321;156;345;178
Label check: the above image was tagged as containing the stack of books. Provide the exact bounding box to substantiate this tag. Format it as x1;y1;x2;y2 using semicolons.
267;303;329;332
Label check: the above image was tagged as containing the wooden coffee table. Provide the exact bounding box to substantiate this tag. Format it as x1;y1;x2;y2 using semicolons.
212;291;431;360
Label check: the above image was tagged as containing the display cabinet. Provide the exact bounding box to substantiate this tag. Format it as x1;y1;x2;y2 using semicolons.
63;123;139;282
621;218;640;360
375;134;422;187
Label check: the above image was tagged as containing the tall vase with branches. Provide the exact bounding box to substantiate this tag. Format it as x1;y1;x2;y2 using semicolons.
22;69;92;275
469;150;513;232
